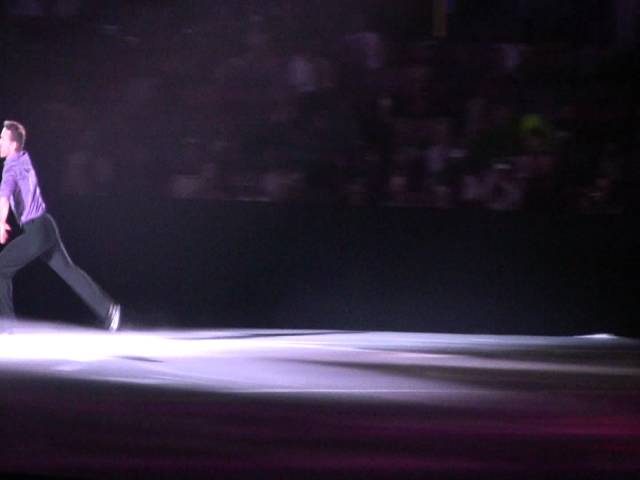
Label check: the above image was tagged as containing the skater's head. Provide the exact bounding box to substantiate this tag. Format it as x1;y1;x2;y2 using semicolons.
1;120;26;158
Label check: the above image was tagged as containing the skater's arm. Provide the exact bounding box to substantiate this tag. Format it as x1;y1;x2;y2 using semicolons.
0;161;16;244
0;196;11;244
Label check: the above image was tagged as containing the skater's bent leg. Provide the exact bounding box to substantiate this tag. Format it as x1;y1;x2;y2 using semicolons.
0;220;55;317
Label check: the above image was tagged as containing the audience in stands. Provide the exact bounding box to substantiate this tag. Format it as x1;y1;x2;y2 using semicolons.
1;0;637;214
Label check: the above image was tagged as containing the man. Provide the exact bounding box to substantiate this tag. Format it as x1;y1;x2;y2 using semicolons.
0;120;119;333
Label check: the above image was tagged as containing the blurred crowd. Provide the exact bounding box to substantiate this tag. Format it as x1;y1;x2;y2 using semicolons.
1;0;639;213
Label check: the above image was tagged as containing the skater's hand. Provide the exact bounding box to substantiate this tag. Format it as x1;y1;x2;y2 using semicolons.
0;222;10;244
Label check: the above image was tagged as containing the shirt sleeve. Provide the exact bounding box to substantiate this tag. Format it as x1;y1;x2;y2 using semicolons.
0;163;17;199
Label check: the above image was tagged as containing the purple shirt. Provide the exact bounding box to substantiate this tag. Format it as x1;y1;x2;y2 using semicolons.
0;151;47;225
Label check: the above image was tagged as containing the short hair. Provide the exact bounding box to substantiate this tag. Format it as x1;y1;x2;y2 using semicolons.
3;120;27;151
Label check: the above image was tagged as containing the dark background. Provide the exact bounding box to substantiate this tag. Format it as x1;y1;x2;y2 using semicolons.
14;199;639;337
1;0;639;336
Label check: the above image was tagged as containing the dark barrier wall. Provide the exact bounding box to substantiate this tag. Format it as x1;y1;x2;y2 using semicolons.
11;197;639;337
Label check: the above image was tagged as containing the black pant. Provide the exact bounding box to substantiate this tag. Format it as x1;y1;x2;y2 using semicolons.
0;213;113;322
